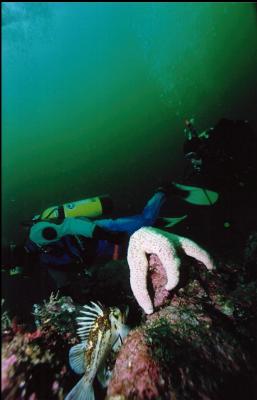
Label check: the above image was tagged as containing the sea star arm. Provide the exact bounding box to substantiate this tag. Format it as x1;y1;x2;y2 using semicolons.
147;233;181;292
127;239;154;314
178;236;215;270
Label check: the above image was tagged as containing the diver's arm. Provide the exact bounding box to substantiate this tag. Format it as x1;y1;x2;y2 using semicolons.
59;218;97;238
60;218;127;243
29;218;127;247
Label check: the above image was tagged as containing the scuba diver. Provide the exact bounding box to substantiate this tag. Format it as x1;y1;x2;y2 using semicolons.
183;117;257;193
3;118;256;300
2;184;191;301
181;117;257;254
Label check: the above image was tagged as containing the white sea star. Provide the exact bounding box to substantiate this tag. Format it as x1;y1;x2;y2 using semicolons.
127;227;215;314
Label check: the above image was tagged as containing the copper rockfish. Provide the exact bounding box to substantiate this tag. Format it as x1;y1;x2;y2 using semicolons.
65;301;129;400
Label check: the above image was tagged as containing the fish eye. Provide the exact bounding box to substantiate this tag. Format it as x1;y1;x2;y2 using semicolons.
112;308;121;319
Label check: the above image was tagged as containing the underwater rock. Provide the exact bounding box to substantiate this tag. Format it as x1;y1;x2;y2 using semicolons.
1;299;11;331
93;259;132;306
1;294;80;400
107;328;168;400
148;253;170;309
32;292;78;333
65;259;134;308
244;231;257;282
107;257;257;400
1;354;17;392
2;241;257;399
244;231;257;263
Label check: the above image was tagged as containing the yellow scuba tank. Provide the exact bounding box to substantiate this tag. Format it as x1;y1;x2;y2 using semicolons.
39;194;113;220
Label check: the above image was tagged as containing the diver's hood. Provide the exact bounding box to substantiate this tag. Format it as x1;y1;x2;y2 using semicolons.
29;221;60;246
29;218;95;246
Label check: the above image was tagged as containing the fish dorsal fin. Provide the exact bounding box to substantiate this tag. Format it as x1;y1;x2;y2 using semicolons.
69;343;86;374
76;301;104;341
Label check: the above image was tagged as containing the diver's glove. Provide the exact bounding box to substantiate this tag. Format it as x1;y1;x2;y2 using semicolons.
9;266;24;276
92;226;128;244
1;264;24;277
1;264;34;279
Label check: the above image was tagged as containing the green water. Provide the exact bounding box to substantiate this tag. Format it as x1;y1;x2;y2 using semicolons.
2;2;257;245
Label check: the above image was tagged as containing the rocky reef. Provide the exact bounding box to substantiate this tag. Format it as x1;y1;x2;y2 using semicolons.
107;233;257;400
1;294;80;400
1;232;257;400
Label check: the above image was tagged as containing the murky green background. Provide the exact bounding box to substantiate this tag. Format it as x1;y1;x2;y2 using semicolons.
2;2;257;245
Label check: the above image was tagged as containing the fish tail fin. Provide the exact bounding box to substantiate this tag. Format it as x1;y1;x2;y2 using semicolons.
65;376;94;400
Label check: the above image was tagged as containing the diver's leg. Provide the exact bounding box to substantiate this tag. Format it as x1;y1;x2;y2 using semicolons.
96;191;166;235
140;191;166;224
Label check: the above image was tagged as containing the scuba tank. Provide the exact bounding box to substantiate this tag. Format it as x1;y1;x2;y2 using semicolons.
39;194;113;220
